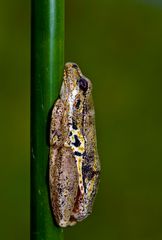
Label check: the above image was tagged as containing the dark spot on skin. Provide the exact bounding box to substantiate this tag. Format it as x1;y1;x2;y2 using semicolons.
76;99;81;109
58;188;62;194
78;78;88;92
73;135;81;147
82;165;91;174
84;153;94;162
82;166;99;193
74;151;82;156
82;151;86;157
51;130;57;136
88;171;95;180
83;177;87;193
83;165;100;181
72;119;77;130
73;63;78;69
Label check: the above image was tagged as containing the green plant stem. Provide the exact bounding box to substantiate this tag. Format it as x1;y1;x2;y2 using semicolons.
31;0;64;239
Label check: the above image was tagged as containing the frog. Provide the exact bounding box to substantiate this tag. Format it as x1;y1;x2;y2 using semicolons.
49;62;100;227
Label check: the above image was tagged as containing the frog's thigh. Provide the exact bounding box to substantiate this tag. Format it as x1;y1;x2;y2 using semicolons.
51;147;78;227
50;99;64;146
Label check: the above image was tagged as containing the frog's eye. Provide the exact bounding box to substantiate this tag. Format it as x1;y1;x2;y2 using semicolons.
73;63;78;69
78;78;88;92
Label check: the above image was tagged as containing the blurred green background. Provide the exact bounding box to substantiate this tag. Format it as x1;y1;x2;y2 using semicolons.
1;0;162;239
0;0;30;240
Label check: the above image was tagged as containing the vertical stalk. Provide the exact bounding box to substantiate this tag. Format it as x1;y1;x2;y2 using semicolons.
31;0;64;239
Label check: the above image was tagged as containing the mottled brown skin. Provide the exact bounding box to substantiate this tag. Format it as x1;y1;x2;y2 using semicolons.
49;63;100;227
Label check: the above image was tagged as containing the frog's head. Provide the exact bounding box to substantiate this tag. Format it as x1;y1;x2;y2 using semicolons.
60;62;92;100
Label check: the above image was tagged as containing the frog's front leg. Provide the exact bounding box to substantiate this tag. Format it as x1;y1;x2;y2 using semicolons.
50;99;64;146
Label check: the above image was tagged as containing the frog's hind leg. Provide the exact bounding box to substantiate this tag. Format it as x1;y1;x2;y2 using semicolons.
50;146;79;227
49;99;78;227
